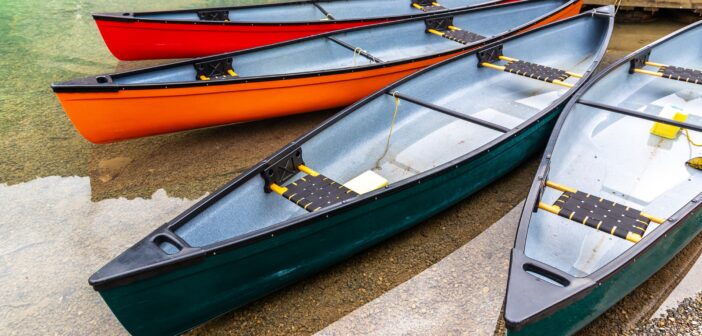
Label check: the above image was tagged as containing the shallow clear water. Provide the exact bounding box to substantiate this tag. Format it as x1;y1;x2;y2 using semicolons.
0;1;315;334
0;0;281;187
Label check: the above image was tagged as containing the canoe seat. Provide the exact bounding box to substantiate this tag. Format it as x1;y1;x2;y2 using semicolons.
538;181;666;243
412;0;447;12
195;58;238;81
632;60;702;85
425;16;485;45
504;61;569;84
279;173;358;212
268;162;388;212
442;30;486;45
197;9;229;21
478;47;582;88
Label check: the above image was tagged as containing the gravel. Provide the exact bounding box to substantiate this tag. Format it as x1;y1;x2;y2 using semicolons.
631;292;702;336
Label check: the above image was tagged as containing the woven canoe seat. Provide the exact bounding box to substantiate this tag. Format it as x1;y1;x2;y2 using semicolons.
420;4;446;11
550;190;650;242
504;60;569;83
659;66;702;84
282;174;358;212
413;0;447;11
443;30;485;44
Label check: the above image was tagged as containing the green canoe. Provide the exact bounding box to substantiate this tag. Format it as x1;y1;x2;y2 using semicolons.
505;18;702;336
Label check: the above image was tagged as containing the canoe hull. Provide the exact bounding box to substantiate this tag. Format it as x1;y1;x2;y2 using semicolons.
95;19;387;60
55;53;455;144
98;106;562;336
58;3;581;144
507;199;702;336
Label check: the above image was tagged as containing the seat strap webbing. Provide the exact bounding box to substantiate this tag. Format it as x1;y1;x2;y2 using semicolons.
427;25;485;44
633;60;702;85
270;165;358;212
412;0;447;12
538;181;665;243
481;56;582;88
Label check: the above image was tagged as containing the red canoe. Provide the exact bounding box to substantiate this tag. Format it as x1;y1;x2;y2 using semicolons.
94;0;505;60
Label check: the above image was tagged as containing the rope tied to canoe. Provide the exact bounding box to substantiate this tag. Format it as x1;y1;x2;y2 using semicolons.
684;129;702;147
375;92;401;169
685;129;702;169
353;47;364;66
613;0;622;16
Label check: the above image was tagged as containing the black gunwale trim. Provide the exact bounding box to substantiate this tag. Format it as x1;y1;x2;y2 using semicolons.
89;7;605;291
54;0;578;93
506;16;702;331
92;0;499;26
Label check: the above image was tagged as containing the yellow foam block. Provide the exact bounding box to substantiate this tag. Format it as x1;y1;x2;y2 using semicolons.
343;170;389;195
651;111;687;139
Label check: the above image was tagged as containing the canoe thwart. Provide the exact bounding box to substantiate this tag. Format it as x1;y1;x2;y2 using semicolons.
412;0;446;12
425;15;484;44
197;9;229;21
262;148;306;192
478;47;581;88
388;92;511;132
577;99;702;134
195;57;237;81
538;180;666;243
326;36;383;63
311;2;336;20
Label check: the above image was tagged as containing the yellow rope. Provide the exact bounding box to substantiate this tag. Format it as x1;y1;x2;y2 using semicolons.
684;129;702;147
375;92;401;169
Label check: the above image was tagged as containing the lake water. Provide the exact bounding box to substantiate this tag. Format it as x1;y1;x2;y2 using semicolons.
0;1;326;334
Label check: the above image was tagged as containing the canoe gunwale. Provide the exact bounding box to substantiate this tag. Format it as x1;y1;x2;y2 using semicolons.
507;17;702;331
88;7;608;292
90;0;499;26
52;0;579;93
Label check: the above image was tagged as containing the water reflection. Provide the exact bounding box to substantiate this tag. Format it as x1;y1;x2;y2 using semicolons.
0;176;199;334
0;0;290;189
85;110;331;202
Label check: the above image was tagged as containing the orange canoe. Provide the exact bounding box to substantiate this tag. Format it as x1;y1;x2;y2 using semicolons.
52;0;581;144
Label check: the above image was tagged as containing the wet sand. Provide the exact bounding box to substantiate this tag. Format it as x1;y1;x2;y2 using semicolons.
0;2;697;335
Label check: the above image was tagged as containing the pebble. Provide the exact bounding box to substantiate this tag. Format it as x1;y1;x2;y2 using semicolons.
631;292;702;335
